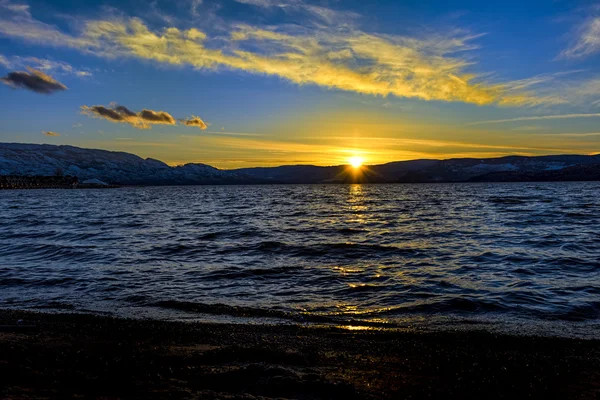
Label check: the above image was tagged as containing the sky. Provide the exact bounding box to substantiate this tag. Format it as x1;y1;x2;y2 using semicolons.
0;0;600;168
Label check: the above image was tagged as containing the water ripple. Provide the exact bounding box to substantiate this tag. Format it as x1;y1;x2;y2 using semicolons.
0;182;599;336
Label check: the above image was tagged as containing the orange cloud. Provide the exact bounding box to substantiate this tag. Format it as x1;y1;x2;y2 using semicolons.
180;116;208;130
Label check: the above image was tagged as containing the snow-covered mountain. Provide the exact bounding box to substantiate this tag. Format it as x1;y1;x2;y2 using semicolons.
0;143;250;185
1;142;599;185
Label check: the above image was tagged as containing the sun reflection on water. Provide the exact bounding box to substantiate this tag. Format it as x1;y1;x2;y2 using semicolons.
346;184;370;224
338;325;376;331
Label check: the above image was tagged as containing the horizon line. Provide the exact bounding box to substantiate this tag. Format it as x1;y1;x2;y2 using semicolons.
1;141;598;171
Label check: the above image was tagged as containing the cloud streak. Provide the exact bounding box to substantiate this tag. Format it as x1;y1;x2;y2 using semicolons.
234;0;359;25
0;54;9;67
0;67;67;93
42;131;60;136
181;134;576;168
0;1;561;106
305;136;569;152
82;19;558;106
467;113;600;126
0;54;92;77
562;16;600;59
0;52;92;77
0;1;93;49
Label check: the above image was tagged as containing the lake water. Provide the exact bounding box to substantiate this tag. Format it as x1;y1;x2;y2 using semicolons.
1;183;599;337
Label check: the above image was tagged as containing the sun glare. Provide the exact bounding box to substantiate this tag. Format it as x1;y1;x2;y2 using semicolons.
349;156;364;169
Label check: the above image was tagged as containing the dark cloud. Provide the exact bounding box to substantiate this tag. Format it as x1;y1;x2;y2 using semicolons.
139;109;176;125
180;116;208;130
0;67;67;94
114;105;137;117
42;131;60;137
81;104;178;129
81;104;144;128
83;105;127;122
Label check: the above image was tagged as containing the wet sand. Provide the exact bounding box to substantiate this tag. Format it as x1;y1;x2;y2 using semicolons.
0;310;598;399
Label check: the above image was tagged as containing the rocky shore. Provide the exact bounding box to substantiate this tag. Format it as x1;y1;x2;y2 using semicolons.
0;310;598;399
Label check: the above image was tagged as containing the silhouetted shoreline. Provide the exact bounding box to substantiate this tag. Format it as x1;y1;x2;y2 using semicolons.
1;310;598;399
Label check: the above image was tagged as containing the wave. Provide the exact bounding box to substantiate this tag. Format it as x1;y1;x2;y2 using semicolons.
151;300;349;325
0;243;104;263
151;295;600;325
193;265;307;281
217;241;422;258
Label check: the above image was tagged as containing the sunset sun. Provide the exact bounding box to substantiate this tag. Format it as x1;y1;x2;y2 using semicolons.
349;156;364;169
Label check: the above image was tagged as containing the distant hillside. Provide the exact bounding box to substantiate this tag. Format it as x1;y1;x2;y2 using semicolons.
235;154;600;184
0;143;253;185
392;155;600;183
1;143;599;185
468;162;600;182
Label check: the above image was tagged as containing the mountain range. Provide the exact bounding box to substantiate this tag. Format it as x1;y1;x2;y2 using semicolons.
1;143;599;185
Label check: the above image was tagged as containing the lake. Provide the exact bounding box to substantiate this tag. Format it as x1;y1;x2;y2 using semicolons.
1;182;599;337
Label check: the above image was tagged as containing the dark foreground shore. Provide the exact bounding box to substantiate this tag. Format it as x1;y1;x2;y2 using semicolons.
0;310;598;399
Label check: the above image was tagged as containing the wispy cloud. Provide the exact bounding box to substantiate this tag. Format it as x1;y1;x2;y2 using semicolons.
538;132;600;137
0;54;9;68
467;113;600;126
190;0;202;17
0;1;562;106
0;67;67;93
511;125;543;131
304;136;569;152
175;134;575;167
561;16;600;59
0;54;92;76
0;1;93;48
563;77;600;102
234;0;359;25
42;131;60;136
183;130;264;137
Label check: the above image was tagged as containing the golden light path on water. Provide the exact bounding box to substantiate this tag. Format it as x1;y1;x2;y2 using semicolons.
310;184;397;327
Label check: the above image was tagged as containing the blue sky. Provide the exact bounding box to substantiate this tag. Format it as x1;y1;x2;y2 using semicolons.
1;0;599;167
